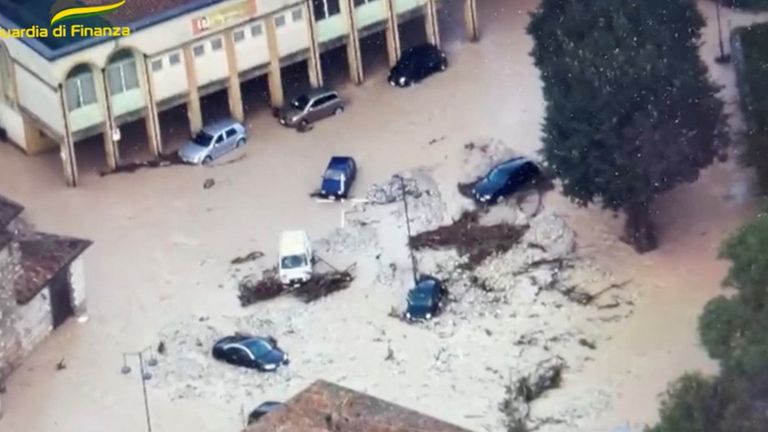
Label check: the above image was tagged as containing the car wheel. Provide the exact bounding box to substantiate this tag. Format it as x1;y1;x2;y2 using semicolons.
203;156;213;165
333;106;344;115
236;138;245;147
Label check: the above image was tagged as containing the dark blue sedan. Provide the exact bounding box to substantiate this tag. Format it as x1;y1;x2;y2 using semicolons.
212;335;289;372
405;276;446;321
472;157;541;204
320;156;357;199
247;401;284;424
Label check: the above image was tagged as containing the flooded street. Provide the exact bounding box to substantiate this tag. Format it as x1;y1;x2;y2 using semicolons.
0;1;765;431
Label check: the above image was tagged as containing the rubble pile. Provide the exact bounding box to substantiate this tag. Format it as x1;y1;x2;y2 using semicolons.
364;169;447;233
500;356;567;429
292;269;355;303
238;268;355;307
410;211;527;268
473;213;575;295
315;222;379;255
238;270;284;306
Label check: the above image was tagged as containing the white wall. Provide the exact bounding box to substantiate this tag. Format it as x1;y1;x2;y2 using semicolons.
14;66;65;136
14;289;52;354
257;0;298;11
50;0;305;81
67;257;86;316
234;22;270;70
0;102;25;147
275;7;309;57
193;36;229;86
0;32;59;87
149;51;190;102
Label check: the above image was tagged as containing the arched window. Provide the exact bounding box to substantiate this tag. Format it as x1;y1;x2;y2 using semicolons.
0;43;16;104
105;50;139;96
65;64;98;112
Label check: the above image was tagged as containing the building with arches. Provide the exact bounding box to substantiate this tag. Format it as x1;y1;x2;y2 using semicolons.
0;0;481;186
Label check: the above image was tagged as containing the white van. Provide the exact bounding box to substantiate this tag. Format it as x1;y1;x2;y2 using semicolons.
278;230;313;286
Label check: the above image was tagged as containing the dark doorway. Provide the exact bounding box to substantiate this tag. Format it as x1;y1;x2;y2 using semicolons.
49;271;74;328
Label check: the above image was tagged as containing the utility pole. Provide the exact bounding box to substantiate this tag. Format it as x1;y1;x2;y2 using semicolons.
121;347;158;432
396;175;419;285
715;0;731;64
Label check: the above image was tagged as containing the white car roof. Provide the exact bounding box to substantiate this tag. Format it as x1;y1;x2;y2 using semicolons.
279;230;309;256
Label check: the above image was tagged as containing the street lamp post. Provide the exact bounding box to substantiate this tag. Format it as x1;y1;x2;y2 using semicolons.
715;0;731;64
121;347;158;432
396;175;419;285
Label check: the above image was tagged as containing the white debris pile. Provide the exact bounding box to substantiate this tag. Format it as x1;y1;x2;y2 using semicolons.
364;169;447;233
460;139;524;184
473;212;575;296
314;220;379;256
500;356;567;429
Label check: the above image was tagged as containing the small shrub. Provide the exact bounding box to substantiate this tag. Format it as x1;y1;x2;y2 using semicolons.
646;373;718;432
699;296;748;359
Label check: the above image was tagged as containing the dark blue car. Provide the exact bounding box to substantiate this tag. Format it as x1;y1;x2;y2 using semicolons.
320;156;357;199
247;401;284;424
212;335;289;372
472;157;541;204
405;276;446;321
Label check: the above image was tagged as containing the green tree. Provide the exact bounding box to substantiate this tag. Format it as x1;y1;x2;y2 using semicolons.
527;0;727;252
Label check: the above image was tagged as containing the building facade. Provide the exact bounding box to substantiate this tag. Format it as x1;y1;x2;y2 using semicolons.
0;0;481;186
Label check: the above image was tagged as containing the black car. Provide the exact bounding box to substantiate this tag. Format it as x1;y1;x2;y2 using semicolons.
247;401;284;424
212;335;289;371
388;44;448;87
405;276;446;321
472;157;541;205
320;156;357;199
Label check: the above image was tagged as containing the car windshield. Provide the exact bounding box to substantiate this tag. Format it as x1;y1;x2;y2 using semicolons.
242;339;272;357
191;131;213;147
408;289;433;306
291;95;310;110
281;254;307;269
488;162;520;183
324;169;345;180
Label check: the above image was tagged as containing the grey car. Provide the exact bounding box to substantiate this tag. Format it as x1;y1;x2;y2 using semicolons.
178;119;247;165
278;89;344;129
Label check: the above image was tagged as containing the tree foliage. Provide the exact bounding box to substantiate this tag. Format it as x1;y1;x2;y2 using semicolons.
527;0;726;252
650;212;768;431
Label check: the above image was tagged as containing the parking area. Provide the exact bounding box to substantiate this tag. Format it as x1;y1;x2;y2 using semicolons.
0;1;760;432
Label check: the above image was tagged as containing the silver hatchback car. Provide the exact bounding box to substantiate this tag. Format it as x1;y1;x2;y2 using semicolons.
278;89;344;129
178;119;247;165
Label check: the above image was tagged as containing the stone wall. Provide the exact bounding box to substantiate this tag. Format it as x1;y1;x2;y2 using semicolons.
0;242;22;383
68;256;86;316
13;289;52;354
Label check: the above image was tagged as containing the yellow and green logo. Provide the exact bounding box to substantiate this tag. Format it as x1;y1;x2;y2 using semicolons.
49;0;126;26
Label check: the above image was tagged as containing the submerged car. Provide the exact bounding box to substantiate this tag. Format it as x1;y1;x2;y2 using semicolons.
278;230;313;286
405;275;446;321
247;401;284;424
212;335;289;371
472;157;541;204
278;89;344;129
319;156;357;199
177;119;247;165
388;43;448;88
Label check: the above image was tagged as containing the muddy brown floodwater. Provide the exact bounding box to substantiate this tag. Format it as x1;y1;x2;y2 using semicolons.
0;1;766;432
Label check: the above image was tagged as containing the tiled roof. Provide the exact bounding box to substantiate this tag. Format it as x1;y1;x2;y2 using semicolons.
0;194;23;228
14;232;91;305
244;380;473;432
81;0;225;26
